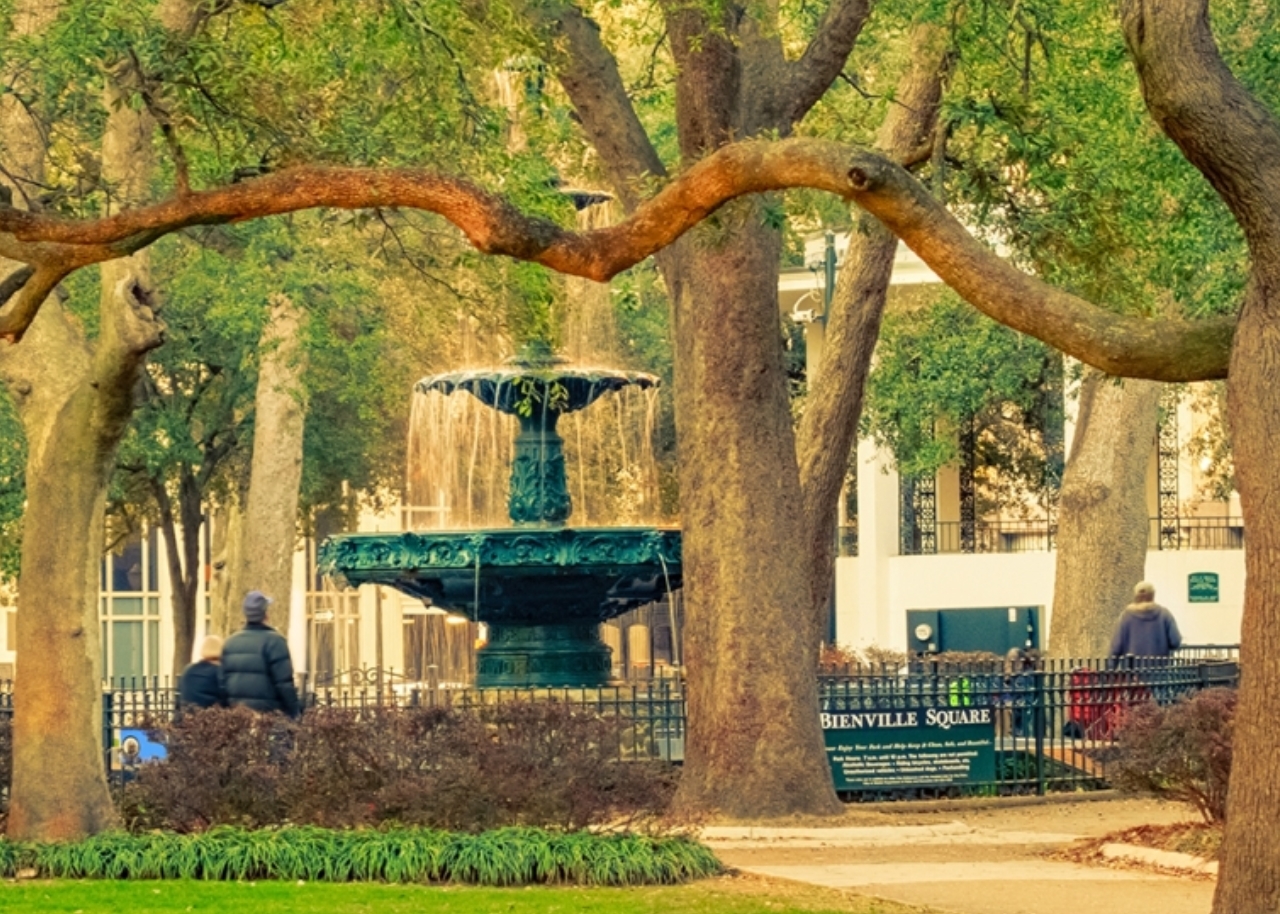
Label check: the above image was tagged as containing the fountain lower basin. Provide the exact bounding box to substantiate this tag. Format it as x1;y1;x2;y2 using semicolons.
318;526;681;687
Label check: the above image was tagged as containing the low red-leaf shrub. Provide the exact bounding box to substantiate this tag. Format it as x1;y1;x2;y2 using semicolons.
119;702;678;833
118;705;294;830
1108;687;1235;823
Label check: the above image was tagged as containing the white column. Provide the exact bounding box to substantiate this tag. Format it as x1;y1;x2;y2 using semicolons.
288;547;308;673
804;321;826;384
837;437;900;650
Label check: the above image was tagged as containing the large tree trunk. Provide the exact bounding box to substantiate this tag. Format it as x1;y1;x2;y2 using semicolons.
1;0;160;838
2;302;124;839
8;111;163;843
667;210;841;817
0;0;119;841
1218;280;1280;913
545;0;872;817
0;0;196;832
1116;1;1280;908
232;294;307;633
1048;371;1160;657
797;25;951;645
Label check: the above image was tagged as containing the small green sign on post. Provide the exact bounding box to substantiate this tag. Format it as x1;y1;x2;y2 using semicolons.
1188;572;1220;603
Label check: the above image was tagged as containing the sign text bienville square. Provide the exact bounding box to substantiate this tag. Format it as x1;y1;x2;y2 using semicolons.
821;705;997;791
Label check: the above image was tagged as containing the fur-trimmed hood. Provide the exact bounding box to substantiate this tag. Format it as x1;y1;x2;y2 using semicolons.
1123;600;1167;619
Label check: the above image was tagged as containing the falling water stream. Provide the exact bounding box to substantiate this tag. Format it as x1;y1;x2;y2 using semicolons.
399;198;671;682
407;200;663;529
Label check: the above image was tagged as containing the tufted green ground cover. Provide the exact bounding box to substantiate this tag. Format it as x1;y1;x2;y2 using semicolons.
0;827;717;886
0;877;929;914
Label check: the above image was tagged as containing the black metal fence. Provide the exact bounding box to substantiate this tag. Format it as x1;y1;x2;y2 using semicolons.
818;649;1239;799
0;649;1240;800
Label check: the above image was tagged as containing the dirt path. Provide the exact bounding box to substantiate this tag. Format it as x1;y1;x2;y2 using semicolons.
710;796;1214;914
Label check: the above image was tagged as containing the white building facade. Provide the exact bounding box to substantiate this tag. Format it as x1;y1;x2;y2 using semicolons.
782;233;1244;654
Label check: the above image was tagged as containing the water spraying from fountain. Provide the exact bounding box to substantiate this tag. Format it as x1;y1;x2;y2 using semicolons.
319;350;681;685
319;186;680;688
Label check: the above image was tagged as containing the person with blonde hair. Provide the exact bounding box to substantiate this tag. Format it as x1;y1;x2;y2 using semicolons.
1109;581;1183;658
178;634;228;710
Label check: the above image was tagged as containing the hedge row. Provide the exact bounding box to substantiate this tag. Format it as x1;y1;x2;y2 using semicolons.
0;826;720;886
116;704;678;832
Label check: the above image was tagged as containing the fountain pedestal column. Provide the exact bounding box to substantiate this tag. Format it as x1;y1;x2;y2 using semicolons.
477;624;612;688
508;414;571;525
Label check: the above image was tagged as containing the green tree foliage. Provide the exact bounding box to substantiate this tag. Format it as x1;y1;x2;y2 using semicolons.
108;210;499;535
944;0;1246;319
864;290;1060;507
0;387;23;582
861;0;1252;498
0;0;590;551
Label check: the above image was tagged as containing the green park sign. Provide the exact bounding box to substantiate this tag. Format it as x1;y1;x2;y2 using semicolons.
821;705;997;791
1189;572;1220;603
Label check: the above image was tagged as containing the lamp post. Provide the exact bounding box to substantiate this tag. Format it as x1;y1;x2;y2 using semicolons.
821;233;838;645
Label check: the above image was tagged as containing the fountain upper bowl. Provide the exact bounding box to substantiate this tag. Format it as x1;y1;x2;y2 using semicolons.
415;366;659;417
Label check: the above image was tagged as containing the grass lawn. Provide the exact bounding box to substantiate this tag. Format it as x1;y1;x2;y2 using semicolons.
0;874;926;914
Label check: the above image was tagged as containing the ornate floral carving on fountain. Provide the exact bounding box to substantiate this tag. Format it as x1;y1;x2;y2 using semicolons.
415;340;659;421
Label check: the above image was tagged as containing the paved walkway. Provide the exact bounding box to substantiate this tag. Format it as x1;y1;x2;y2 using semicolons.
706;797;1215;914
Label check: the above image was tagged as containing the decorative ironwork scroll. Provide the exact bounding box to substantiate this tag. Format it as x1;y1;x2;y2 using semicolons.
959;415;977;554
900;473;938;555
1157;386;1181;550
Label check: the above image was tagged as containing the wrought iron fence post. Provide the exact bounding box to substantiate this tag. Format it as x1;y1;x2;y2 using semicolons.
1034;669;1046;796
102;689;114;779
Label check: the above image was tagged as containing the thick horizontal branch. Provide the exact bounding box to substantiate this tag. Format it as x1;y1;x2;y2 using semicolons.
841;152;1236;381
0;143;860;277
0;138;1234;379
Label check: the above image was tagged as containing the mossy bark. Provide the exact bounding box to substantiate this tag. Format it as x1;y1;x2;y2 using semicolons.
230;295;307;635
667;215;840;817
1;2;173;838
1048;372;1160;658
2;302;123;840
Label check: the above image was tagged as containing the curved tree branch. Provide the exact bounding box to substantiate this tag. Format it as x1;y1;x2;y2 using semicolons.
1121;0;1280;253
0;138;1234;379
548;4;667;211
841;151;1236;381
784;0;875;127
0;265;73;342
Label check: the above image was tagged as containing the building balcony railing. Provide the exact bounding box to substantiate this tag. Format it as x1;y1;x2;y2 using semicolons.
838;516;1246;557
1149;516;1244;551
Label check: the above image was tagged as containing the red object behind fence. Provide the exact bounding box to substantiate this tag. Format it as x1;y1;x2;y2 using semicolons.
1066;668;1152;739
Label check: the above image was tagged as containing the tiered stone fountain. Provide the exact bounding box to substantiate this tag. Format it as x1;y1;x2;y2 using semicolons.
317;342;681;688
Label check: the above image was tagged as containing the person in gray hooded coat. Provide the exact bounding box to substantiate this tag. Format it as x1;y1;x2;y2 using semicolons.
1109;581;1183;658
221;590;301;718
